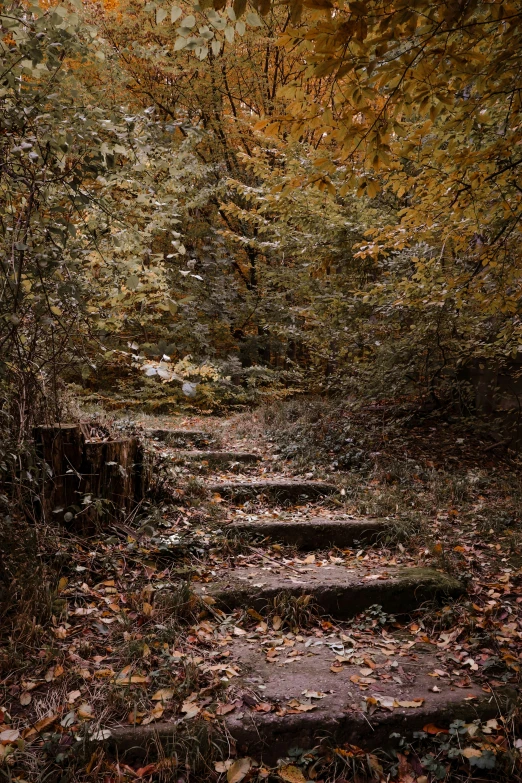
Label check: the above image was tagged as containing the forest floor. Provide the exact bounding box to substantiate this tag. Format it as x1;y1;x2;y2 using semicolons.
1;400;522;782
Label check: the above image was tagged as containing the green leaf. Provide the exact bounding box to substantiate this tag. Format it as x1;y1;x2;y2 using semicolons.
126;275;140;290
245;11;262;26
156;6;168;23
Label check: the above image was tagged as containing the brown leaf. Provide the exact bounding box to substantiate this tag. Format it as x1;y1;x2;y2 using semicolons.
217;702;237;715
142;702;164;725
227;757;251;783
423;723;449;735
152;688;175;701
462;747;482;759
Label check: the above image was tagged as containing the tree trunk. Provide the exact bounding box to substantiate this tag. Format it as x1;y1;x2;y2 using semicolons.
34;424;85;523
34;425;147;530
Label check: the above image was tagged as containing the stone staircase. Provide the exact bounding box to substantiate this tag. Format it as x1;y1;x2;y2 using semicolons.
111;424;512;764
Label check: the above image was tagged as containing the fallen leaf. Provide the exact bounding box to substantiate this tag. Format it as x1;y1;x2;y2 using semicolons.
0;730;19;744
272;615;282;631
462;747;482;759
20;692;31;706
227;757;251;783
254;702;273;712
90;728;111;740
152;688;175;701
78;703;94;720
67;690;82;704
136;764;157;778
217;702;237;715
279;764;306;783
397;699;424;708
34;714;57;732
423;723;449;735
142;702;164;725
215;760;234;773
181;701;200;720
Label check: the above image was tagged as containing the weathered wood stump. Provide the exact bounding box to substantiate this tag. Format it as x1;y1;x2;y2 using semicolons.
34;424;85;523
34;425;147;530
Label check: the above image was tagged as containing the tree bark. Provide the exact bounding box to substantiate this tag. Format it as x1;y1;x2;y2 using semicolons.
34;425;147;530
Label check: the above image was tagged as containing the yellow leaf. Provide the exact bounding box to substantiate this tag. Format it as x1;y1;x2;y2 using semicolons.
279;765;306;783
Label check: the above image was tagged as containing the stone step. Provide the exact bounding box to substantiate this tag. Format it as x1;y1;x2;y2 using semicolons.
173;450;260;466
144;428;215;448
229;516;387;549
194;564;461;619
108;632;513;763
206;479;337;503
224;634;511;762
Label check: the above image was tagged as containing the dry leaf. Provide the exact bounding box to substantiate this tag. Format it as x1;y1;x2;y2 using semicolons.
78;703;94;720
227;757;251;783
278;764;306;783
181;701;200;719
397;699;424;708
142;702;164;725
272;615;282;631
0;729;19;743
254;702;272;712
215;760;234;773
217;702;237;715
152;688;175;701
462;747;482;759
67;690;81;704
20;692;31;706
34;714;57;732
423;723;449;735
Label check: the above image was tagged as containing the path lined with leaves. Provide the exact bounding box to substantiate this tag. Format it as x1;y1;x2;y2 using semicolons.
1;414;521;781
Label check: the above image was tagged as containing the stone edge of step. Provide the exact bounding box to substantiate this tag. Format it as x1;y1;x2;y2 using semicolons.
173;451;260;462
194;566;463;618
206;480;338;494
227;516;388;545
105;687;516;760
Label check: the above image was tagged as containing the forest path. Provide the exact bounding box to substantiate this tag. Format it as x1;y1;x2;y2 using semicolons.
111;418;514;765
